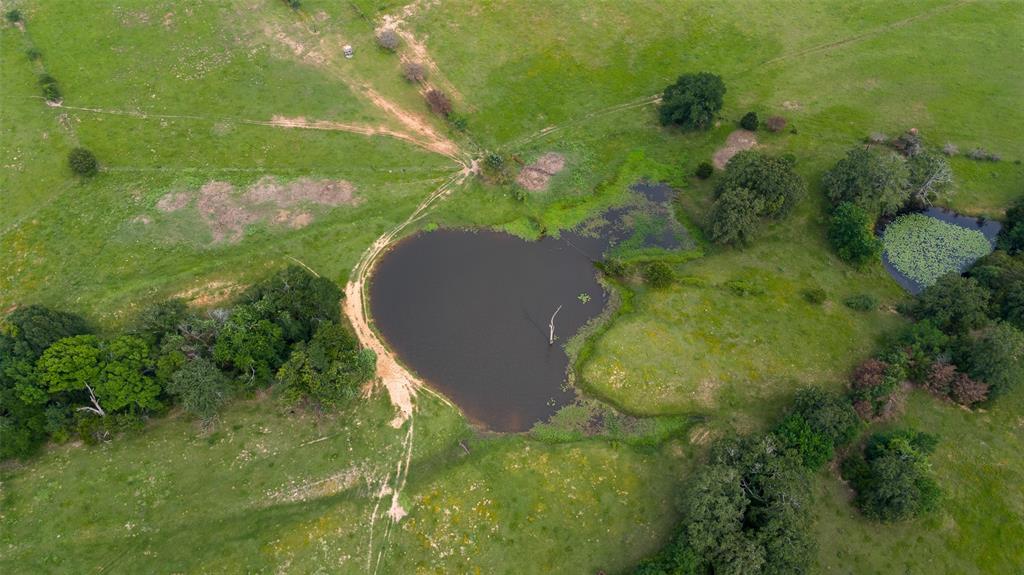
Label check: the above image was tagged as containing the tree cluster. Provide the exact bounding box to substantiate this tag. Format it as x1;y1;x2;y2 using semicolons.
0;266;375;461
841;429;941;522
708;151;806;245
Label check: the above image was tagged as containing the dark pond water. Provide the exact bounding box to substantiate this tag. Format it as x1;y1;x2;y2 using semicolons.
369;182;689;432
882;207;1002;294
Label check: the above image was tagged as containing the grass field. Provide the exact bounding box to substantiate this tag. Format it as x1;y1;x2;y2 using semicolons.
1;0;1022;573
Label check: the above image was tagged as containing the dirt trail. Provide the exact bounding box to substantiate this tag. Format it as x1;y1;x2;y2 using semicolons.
377;0;464;104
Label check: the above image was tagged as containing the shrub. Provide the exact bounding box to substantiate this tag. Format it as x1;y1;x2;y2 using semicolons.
67;147;98;176
823;147;909;216
765;115;787;132
708;187;763;245
801;287;826;304
425;89;452;117
841;430;941;522
25;47;41;61
829;202;881;266
39;74;61;102
401;61;425;83
376;29;400;51
967;147;1001;162
715;151;805;218
166;357;229;422
694;161;713;179
891;129;923;157
867;132;888;145
892;320;950;382
642;262;674;288
739;111;758;131
942;142;958;156
844;294;878;312
911;273;991;335
849;356;904;421
5;9;21;23
949;375;989;406
657;72;726;131
282;0;301;9
883;215;992;287
724;279;765;297
447;112;468;131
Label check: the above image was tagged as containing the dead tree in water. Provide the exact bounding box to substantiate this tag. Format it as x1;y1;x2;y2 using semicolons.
548;305;562;345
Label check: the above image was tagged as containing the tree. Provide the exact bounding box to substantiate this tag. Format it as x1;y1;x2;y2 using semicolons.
911;273;992;335
242;265;343;345
822;147;909;216
376;29;400;51
402;61;426;83
997;197;1024;254
954;322;1024;399
776;387;860;469
906;151;952;208
828;202;881;266
33;335;160;415
166;357;229;421
642;262;674;288
39;74;61;103
1;305;90;358
426;89;452;117
842;430;941;522
922;361;987;406
739;111;758;131
213;303;285;385
129;298;188;348
68;147;98;176
708;187;763;245
657;72;726;131
277;322;375;408
715;151;805;218
969;250;1024;328
849;356;904;421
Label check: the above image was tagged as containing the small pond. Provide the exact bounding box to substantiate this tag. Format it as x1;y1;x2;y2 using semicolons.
369;182;691;431
882;207;1001;294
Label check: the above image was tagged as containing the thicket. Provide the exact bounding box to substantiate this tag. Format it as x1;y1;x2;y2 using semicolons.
657;72;726;131
708;151;806;245
0;266;374;461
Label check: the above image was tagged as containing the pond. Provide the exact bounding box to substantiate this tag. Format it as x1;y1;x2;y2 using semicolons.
369;182;691;432
881;207;1001;294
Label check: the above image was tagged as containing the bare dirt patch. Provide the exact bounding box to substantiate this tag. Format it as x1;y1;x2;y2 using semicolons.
515;152;566;191
712;130;758;170
156;177;359;244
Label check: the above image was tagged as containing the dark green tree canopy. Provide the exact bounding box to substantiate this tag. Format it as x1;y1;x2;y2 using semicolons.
708;186;764;246
911;273;991;335
242;265;343;345
658;72;726;131
277;322;376;408
1;305;90;359
213;302;286;385
68;147;99;177
822;147;909;216
954;322;1024;399
166;357;229;422
715;151;806;218
842;429;941;522
998;196;1024;254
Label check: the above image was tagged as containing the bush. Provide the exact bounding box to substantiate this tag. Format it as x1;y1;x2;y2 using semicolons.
166;357;229;422
39;74;61;103
849;355;905;421
642;262;674;288
282;0;301;9
828;202;881;266
801;287;826;304
25;47;41;61
715;151;805;218
911;273;991;335
924;361;989;406
739;111;758;131
5;9;22;23
823;147;909;216
942;142;959;156
967;147;1001;162
765;115;787;132
68;147;98;176
657;72;726;131
425;89;452;117
841;430;941;522
402;61;425;83
891;130;922;157
844;294;878;312
694;161;713;179
376;29;400;51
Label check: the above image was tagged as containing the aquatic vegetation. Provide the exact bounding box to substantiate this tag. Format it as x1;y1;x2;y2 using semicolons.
883;214;993;287
578;292;592;303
